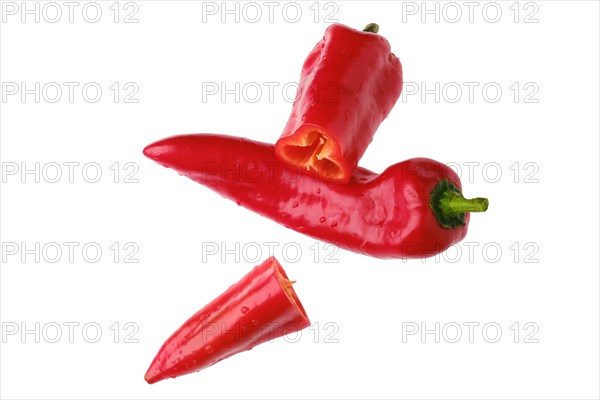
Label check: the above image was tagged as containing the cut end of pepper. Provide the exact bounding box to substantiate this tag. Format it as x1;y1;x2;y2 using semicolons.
271;258;310;328
429;180;489;229
275;128;348;183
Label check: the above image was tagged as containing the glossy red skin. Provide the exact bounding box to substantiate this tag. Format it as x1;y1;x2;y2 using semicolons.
144;134;469;259
145;257;309;384
275;23;403;183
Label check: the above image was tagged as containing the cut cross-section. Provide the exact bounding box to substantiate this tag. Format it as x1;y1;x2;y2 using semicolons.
276;128;344;183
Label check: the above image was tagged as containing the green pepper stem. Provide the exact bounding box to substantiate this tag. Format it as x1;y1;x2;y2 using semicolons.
439;191;489;217
363;23;379;34
429;180;489;229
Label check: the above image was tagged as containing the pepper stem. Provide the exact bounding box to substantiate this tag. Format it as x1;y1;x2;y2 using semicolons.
440;191;489;216
363;23;379;33
429;180;489;229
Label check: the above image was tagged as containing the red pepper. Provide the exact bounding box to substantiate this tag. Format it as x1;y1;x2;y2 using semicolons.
144;256;309;384
144;134;488;259
275;23;403;183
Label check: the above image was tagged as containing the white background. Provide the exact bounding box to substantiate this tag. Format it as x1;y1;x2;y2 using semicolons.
1;1;599;399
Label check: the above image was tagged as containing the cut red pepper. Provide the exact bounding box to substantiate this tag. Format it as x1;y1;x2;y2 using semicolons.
144;256;309;384
144;134;488;259
275;23;403;183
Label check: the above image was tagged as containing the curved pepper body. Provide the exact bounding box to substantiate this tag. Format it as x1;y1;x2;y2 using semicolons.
275;23;403;183
145;134;470;259
145;256;309;384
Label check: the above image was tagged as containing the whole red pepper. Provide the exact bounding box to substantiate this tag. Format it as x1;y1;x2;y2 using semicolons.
144;134;488;259
275;23;403;183
145;256;309;384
